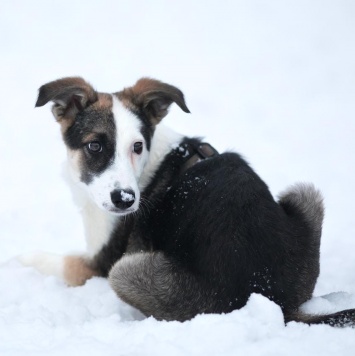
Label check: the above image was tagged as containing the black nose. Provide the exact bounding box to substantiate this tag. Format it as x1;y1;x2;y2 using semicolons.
110;189;136;210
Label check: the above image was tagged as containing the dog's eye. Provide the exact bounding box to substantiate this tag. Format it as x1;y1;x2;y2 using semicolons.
133;142;143;155
87;141;102;153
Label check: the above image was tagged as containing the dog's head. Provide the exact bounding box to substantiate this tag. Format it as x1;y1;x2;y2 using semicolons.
36;77;189;215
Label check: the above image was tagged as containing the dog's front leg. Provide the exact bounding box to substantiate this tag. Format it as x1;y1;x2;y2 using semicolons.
17;253;99;286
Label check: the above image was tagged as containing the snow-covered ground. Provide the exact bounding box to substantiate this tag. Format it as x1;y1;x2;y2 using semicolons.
1;1;355;355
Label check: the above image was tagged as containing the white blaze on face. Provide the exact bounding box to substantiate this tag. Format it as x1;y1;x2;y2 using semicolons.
86;96;149;213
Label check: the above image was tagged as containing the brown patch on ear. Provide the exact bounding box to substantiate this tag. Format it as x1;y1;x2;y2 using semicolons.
117;78;190;125
35;77;98;131
63;256;99;286
115;92;138;113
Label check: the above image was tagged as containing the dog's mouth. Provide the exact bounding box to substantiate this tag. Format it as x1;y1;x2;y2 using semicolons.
102;203;137;216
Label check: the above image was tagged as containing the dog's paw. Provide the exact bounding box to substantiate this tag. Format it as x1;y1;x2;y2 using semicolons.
17;252;65;279
17;253;99;286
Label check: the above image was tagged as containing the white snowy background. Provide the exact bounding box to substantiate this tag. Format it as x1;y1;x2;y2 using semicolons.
1;0;355;355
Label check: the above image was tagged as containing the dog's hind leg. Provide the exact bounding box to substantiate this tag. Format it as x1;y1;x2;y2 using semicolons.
108;252;213;321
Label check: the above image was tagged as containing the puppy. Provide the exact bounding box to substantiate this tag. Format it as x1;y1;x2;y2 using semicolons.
20;77;355;326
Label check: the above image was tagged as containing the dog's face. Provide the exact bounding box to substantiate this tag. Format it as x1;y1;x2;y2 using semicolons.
36;77;189;215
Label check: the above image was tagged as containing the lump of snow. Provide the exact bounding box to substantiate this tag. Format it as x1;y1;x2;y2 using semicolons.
120;191;135;202
300;292;355;315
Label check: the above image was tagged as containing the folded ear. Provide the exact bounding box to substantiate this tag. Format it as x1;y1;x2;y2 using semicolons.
125;78;190;125
35;77;98;126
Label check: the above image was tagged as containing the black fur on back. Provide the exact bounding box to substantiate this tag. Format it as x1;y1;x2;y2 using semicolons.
130;149;320;316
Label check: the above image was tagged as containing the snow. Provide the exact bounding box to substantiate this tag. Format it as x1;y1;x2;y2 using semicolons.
120;191;135;202
1;1;355;355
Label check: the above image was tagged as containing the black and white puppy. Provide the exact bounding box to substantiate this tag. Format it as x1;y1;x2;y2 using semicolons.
21;77;354;326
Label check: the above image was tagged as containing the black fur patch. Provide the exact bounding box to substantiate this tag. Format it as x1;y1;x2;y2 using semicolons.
64;106;116;184
135;150;319;316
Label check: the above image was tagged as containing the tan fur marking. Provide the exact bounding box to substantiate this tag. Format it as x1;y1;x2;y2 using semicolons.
82;132;99;144
59;117;75;134
91;93;113;110
64;256;99;286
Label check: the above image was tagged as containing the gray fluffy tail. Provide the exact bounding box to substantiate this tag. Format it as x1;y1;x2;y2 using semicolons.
278;184;355;328
278;183;324;236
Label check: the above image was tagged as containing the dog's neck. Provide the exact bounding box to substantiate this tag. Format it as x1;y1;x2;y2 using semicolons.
64;124;183;256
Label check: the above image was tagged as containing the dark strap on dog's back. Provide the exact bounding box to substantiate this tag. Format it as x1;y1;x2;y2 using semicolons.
180;143;219;175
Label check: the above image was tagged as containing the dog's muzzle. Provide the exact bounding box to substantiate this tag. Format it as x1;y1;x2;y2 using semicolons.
110;189;136;210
